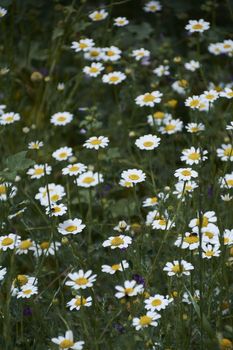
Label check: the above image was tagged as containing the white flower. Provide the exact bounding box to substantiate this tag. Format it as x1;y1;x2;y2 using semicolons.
219;172;233;189
174;168;198;181
71;38;94;52
153;65;170;77
185;122;205;133
135;91;162;107
57;82;65;91
83;62;104;77
52;147;73;161
0;234;21;251
201;89;219;103
223;229;233;246
202;243;221;259
58;218;86;235
202;226;220;245
67;295;92;311
50;112;73;126
83;136;109;150
185;95;202;109
182;290;200;304
121;169;146;184
132;311;161;330
147;111;170;126
115;280;144;299
180;147;208;165
132;48;150;61
208;43;222;55
144;294;171;311
185;19;210;33
217;144;233;161
28;140;44;149
102;46;121;61
172;80;186;95
0;182;17;201
113;17;129;27
221;194;233;202
46;203;67;217
89;9;108;21
16;239;36;255
52;330;84;350
173;181;198;200
76;171;103;188
84;47;103;61
143;196;159;207
34;241;61;257
0;7;7;17
27;164;52;179
17;284;38;298
101;260;129;274
144;1;162;13
189;211;217;231
159;117;183;135
0;112;20;125
102;71;126;85
0;267;7;281
174;232;199;250
220;88;233;99
65;270;97;290
163;260;194;276
0;105;6;114
62;163;87;176
221;39;233;54
184;60;200;71
152;217;175;230
102;235;132;249
226;121;233;130
135;134;161;150
35;183;66;207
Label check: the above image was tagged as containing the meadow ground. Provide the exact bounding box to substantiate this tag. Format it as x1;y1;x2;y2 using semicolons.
0;0;233;349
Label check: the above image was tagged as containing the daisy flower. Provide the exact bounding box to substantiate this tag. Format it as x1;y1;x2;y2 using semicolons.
174;232;199;250
50;112;73;126
202;227;220;245
101;260;129;274
159;118;183;134
65;270;97;290
67;295;92;311
84;47;103;61
153;65;170;77
46;203;67;217
52;330;84;350
223;229;233;246
119;179;133;188
76;171;103;187
147;111;169;126
121;169;146;184
28;140;44;149
102;235;132;249
144;294;171;311
136;91;162;107
113;220;130;232
185;95;202;109
35;183;66;206
174;168;198;181
34;241;61;257
0;182;17;201
83;62;104;77
83;136;109;150
17;284;38;299
16;239;35;255
52;147;73;161
0;267;7;281
185;19;210;33
217;144;233;161
71;38;94;52
163;260;194;276
132;311;161;330
115;280;144;299
58;218;86;235
102;71;126;85
152;217;175;230
135;134;161;150
27;164;52;179
181;147;208;165
144;1;162;13
172;80;186;95
173;181;198;200
184;60;200;71
62;163;87;176
219;172;233;189
201;89;219;103
189;211;217;230
185;122;205;133
131;48;150;61
102;46;121;61
0;234;21;251
220;88;233;99
226;121;233;130
0;7;7;17
0;112;20;125
89;9;108;21
142;196;159;207
113;17;129;27
202;243;221;259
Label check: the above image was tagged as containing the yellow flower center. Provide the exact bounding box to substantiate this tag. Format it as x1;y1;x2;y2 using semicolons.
2;237;14;246
57;116;66;122
65;225;77;232
128;174;140;181
158;219;166;226
227;91;233;97
90;51;99;57
109;76;120;83
52;206;61;213
226;179;233;187
23;289;32;295
189;99;200;107
224;147;233;157
5;116;14;122
51;194;60;202
153;111;164;119
34;168;44;175
69;165;79;172
190;127;199;133
139;315;152;326
89;67;99;73
184;235;199;244
75;277;88;285
205;250;214;257
90;139;101;145
93;13;104;20
188;152;200;160
204;231;214;239
196;216;209;227
111;264;120;271
152;299;162;307
40;241;50;250
15;275;28;286
143;94;155;103
165;124;175;131
224;237;229;244
151;197;158;203
60;339;74;349
19;240;32;250
205;94;214;100
192;23;203;30
59;152;68;158
107;50;114;56
82;176;95;184
172;264;183;273
79;43;88;49
143;141;154;147
220;338;233;349
111;236;124;246
75;297;87;306
0;185;6;194
124;287;134;295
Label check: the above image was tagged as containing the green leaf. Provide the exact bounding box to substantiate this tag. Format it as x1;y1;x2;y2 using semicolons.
5;151;35;172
